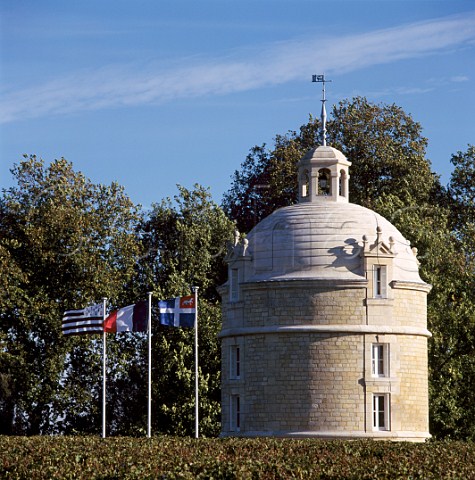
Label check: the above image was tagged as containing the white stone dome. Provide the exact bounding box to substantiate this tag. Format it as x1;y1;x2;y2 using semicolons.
244;153;424;285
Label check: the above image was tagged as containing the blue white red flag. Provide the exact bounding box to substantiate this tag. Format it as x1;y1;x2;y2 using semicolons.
104;301;148;333
158;295;196;328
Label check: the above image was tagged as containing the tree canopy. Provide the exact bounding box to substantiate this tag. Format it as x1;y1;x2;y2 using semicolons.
0;156;141;434
0;159;234;436
136;185;235;436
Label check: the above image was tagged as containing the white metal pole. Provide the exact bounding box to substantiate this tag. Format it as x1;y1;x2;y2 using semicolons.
147;291;152;438
193;286;199;438
102;297;107;439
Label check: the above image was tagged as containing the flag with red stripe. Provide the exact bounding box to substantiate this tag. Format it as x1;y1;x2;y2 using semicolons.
104;301;147;333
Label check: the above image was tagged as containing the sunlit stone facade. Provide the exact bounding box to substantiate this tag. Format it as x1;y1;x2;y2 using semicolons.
219;145;431;441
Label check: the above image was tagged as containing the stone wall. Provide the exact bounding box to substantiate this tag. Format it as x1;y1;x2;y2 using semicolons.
222;333;365;434
220;280;431;440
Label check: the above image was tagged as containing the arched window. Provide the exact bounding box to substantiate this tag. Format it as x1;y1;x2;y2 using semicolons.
300;170;310;198
318;169;331;196
339;169;346;197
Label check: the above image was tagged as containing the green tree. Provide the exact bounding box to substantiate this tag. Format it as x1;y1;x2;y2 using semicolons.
449;145;475;215
0;156;141;434
0;244;28;433
223;119;320;232
426;145;475;440
1;159;234;437
448;144;475;257
101;334;148;436
328;96;436;207
138;184;235;436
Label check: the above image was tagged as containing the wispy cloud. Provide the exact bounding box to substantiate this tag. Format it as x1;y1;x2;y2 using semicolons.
450;75;470;83
359;86;436;100
1;11;475;124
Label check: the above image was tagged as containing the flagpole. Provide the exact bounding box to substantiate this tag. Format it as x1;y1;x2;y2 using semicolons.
192;286;199;438
102;297;107;439
147;291;152;438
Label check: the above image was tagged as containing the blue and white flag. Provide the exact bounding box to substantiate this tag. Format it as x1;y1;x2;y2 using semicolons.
158;295;196;328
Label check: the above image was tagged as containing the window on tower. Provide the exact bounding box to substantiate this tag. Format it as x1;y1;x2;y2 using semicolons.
371;343;389;377
230;395;241;431
318;168;331;196
373;265;387;298
373;394;390;431
230;345;241;380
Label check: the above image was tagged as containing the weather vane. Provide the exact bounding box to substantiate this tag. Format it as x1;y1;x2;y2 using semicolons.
312;74;331;147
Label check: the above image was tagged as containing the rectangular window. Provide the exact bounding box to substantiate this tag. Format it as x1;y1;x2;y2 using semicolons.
373;265;387;298
371;343;389;377
230;345;240;379
230;395;240;431
373;394;390;431
231;268;239;301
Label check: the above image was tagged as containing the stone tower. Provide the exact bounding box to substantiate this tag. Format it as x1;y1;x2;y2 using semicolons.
219;144;432;441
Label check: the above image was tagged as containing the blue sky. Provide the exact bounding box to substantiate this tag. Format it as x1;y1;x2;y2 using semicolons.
1;0;474;210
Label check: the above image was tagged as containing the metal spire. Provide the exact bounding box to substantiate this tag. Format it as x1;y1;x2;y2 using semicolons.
312;74;331;146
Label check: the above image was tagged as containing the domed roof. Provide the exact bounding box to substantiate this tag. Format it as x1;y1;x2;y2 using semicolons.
244;201;424;284
300;145;350;168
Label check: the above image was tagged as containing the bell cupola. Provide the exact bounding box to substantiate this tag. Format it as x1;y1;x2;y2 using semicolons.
298;145;351;203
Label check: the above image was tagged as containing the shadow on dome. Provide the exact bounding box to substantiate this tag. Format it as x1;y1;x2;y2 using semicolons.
326;238;364;275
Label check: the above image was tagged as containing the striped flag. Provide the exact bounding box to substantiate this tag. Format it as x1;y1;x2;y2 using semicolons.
62;303;104;336
158;295;196;328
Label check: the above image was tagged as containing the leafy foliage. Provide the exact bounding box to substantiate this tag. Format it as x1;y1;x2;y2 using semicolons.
136;184;235;436
1;436;475;479
0;158;234;436
427;145;475;440
140;184;234;302
328;96;436;207
0;156;141;434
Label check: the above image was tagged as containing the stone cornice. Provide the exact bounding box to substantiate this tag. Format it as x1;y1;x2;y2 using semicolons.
220;278;432;294
219;324;432;339
241;278;368;290
390;280;432;293
220;430;431;441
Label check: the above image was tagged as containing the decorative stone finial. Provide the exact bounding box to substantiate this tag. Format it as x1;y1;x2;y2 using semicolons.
242;238;249;256
362;234;368;254
376;226;383;245
234;230;240;246
389;236;395;253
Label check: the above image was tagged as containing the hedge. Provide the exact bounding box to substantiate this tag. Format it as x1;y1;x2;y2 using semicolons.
1;436;474;479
